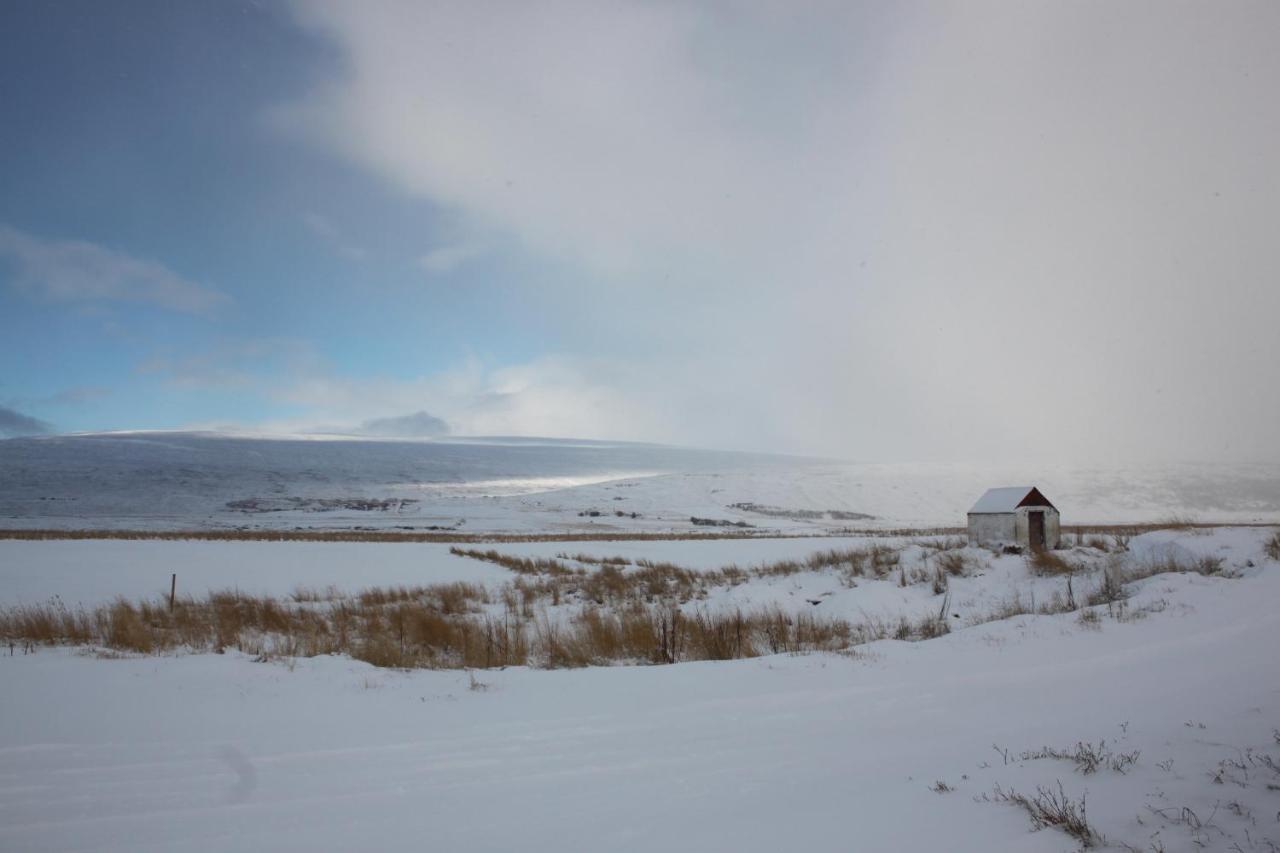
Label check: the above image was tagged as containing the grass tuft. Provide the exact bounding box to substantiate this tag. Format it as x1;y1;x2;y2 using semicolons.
1264;531;1280;562
986;781;1101;847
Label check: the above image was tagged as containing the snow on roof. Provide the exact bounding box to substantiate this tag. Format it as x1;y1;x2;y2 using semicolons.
969;486;1046;514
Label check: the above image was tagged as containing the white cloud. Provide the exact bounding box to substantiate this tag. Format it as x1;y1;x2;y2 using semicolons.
257;355;674;443
272;1;1280;462
0;225;229;315
279;1;861;281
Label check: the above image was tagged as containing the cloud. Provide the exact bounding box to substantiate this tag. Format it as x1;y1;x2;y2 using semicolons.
279;1;826;278
0;225;229;314
419;241;483;275
171;350;680;445
0;405;53;437
274;2;1280;462
264;356;669;441
355;411;450;437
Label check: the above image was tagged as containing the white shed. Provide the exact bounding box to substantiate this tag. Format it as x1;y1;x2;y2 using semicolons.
967;486;1060;551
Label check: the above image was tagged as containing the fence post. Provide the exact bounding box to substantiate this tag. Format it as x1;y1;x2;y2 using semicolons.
169;573;176;612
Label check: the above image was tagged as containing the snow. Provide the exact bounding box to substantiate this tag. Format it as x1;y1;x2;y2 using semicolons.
0;540;513;607
0;535;938;608
1;527;1279;851
2;432;1278;532
970;485;1039;513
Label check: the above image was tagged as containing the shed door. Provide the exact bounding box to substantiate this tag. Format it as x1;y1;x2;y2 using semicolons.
1029;511;1046;551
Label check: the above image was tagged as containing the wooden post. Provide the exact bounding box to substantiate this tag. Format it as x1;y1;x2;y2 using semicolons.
169;573;176;611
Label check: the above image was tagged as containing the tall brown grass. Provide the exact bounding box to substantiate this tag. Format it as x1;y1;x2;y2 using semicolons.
0;588;871;669
1027;550;1083;576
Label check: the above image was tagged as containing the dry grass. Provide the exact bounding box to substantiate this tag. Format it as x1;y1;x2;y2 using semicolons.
985;782;1101;847
1019;740;1140;775
0;588;866;670
1081;535;1113;552
1264;531;1280;562
1123;553;1225;582
448;547;582;576
1086;566;1128;607
450;541;978;608
1027;550;1083;576
1063;521;1275;537
6;525;1246;670
555;552;630;566
915;536;967;552
534;605;859;667
2;536;986;668
933;550;971;577
1076;608;1102;629
0;588;536;668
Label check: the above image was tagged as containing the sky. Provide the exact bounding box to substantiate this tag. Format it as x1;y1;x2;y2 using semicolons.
1;0;1277;463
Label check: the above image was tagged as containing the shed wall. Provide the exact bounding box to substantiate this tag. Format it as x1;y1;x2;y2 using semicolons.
968;513;1017;546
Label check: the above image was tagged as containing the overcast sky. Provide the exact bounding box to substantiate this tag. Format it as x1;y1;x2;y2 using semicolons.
1;0;1277;461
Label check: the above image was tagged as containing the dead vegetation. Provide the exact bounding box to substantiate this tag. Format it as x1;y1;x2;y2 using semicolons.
1062;521;1272;537
1264;531;1280;561
3;525;1249;670
1027;549;1084;576
985;781;1101;847
0;589;875;669
1123;553;1226;582
454;542;962;604
1018;740;1140;775
0;538;976;669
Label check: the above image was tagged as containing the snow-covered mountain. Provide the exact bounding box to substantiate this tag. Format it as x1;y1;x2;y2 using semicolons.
1;431;1276;531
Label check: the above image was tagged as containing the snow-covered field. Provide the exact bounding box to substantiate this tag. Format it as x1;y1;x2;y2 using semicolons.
2;527;1279;851
0;528;1266;630
2;434;1278;850
0;539;514;607
2;432;1278;532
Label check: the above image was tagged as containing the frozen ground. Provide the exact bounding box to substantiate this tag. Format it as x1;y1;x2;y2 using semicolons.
2;432;1278;532
1;528;1278;851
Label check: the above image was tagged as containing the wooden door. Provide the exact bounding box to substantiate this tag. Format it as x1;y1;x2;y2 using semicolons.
1029;511;1046;551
